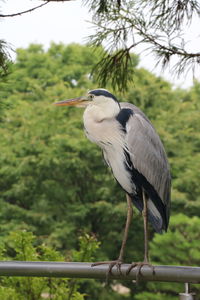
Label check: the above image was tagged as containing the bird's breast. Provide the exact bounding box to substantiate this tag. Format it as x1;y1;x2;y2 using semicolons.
103;147;135;194
83;109;122;147
83;109;135;194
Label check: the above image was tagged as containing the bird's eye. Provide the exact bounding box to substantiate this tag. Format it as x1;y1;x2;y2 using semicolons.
89;94;94;100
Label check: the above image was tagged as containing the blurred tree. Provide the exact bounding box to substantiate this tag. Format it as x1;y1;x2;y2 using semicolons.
1;1;200;91
135;214;200;300
0;43;200;299
0;230;100;300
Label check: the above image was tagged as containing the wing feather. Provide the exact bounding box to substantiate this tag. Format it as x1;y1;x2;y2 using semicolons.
120;102;171;228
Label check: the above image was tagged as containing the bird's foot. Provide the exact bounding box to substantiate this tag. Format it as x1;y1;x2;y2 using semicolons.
92;259;123;280
126;261;155;283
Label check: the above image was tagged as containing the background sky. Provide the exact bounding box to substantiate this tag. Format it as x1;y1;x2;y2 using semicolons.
1;0;199;88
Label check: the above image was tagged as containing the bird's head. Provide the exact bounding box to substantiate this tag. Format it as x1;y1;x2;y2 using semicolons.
54;88;120;109
54;89;121;121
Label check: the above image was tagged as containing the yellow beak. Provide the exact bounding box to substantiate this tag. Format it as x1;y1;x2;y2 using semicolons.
54;96;89;107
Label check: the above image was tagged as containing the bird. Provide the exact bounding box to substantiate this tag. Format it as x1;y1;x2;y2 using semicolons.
54;88;171;275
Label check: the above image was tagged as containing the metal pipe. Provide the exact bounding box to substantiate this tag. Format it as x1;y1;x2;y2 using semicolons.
179;283;196;300
0;262;199;283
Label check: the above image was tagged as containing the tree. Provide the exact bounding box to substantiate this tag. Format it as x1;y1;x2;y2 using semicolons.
135;214;200;300
86;0;200;90
0;42;200;299
0;230;99;300
1;1;200;91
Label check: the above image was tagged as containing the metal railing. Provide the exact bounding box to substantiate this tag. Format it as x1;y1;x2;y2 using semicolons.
0;261;199;283
0;261;199;299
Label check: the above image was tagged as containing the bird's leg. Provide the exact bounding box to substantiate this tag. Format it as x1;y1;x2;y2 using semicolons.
118;194;133;262
126;189;155;280
92;194;133;276
142;188;149;263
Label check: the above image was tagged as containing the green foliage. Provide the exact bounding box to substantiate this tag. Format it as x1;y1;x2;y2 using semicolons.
72;234;100;262
0;230;100;300
123;72;200;218
87;0;200;90
0;40;10;78
155;84;200;216
0;42;200;299
151;214;200;266
136;214;200;300
92;50;139;91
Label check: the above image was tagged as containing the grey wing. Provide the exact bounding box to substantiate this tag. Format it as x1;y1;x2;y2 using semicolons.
121;102;171;229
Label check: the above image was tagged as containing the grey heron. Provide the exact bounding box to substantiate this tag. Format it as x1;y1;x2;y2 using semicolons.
55;88;171;274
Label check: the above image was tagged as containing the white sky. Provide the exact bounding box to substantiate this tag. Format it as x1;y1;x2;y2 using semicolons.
0;0;92;48
1;0;199;88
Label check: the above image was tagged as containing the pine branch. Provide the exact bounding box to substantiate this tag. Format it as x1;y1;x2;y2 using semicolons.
146;0;200;31
88;1;200;90
0;2;49;18
0;40;11;77
133;23;200;59
83;0;122;14
92;48;134;91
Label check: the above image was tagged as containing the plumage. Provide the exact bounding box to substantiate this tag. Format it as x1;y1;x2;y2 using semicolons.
55;88;171;271
121;102;170;232
83;90;171;233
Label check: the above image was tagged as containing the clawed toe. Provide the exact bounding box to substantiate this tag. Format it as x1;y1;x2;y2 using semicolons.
126;262;155;283
91;260;123;276
91;260;155;284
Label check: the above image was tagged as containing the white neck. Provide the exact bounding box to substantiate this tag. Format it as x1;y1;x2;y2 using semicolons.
83;96;123;149
84;96;120;122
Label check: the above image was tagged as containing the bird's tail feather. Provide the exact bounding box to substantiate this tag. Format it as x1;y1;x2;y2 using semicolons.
131;195;164;234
